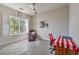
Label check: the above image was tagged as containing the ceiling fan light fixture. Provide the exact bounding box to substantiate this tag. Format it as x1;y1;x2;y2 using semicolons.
29;4;34;9
19;8;23;11
34;11;37;14
28;3;37;14
33;10;35;13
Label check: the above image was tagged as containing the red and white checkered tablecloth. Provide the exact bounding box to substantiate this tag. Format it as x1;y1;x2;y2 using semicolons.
52;35;78;52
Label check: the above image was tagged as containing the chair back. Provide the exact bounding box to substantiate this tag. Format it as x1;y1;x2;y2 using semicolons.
49;33;54;42
62;36;72;40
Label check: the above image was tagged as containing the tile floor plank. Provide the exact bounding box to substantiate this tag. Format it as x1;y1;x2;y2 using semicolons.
0;39;50;55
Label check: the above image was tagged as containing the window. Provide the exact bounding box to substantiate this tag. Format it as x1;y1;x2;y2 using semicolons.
9;16;28;35
9;16;20;35
20;18;28;34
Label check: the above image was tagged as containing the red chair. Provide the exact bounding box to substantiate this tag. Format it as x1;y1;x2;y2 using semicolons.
49;33;56;54
49;33;54;46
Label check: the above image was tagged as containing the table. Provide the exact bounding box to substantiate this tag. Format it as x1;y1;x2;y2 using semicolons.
52;35;78;55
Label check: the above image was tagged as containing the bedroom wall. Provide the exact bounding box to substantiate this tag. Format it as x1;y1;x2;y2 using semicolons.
0;4;32;45
32;6;69;40
69;4;79;45
0;15;2;37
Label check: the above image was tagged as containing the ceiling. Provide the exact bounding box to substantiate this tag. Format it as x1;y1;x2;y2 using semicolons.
1;3;69;16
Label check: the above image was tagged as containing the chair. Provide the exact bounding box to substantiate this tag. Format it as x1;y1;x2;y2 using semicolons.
62;36;79;54
49;33;56;54
28;30;37;41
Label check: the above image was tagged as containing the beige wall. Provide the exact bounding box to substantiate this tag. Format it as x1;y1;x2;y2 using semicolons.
32;6;69;40
0;15;2;37
69;4;79;45
0;4;32;45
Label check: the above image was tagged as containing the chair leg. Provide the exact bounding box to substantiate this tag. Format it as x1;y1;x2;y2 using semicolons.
50;49;55;54
49;48;53;50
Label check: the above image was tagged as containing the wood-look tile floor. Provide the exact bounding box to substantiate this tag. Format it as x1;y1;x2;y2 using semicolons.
0;39;51;55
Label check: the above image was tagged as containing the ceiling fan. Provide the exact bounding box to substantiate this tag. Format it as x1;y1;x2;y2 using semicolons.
28;3;37;14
